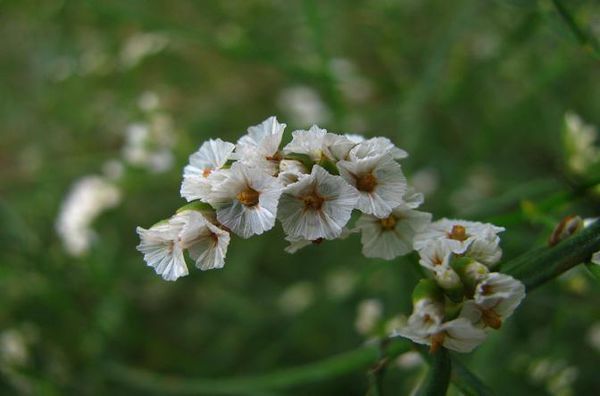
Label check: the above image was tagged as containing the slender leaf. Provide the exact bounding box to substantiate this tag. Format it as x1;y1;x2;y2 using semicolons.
106;339;411;395
450;357;495;396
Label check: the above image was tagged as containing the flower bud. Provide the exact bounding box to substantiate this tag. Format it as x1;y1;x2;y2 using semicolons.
548;215;583;247
451;256;489;296
433;268;464;303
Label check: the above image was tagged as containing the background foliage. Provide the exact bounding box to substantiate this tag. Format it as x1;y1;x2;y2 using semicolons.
1;0;599;394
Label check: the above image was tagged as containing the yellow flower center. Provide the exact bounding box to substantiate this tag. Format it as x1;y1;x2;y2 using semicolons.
481;309;502;329
447;225;468;241
356;173;377;192
380;215;397;230
237;187;260;207
202;168;212;177
303;191;325;211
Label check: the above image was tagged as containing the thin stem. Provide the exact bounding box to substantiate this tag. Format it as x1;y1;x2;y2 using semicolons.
550;0;600;61
415;348;451;396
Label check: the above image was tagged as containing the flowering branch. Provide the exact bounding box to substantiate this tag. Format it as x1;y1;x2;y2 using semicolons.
504;219;600;290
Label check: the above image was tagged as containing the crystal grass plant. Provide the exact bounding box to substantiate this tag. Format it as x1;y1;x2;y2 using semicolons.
133;116;600;395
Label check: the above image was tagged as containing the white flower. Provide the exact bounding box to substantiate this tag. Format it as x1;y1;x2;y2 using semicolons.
418;239;452;272
283;126;355;162
277;159;308;187
55;175;121;257
355;204;431;260
393;314;487;354
277;165;359;240
349;137;408;161
402;187;425;209
236;116;286;175
344;133;365;143
136;219;187;281
136;210;231;280
460;273;525;329
210;163;282;238
414;219;504;267
178;211;230;271
338;153;407;218
181;138;235;202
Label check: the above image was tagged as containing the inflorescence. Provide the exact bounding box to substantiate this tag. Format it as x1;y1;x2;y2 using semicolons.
136;116;526;353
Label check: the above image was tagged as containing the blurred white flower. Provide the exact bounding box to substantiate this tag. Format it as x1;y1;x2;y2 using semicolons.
277;86;330;126
450;166;495;212
122;113;176;173
278;282;315;315
120;32;169;68
278;165;359;240
0;329;28;367
355;204;431;260
330;58;373;103
563;111;599;174
395;351;424;370
181;139;236;202
210;163;282;238
355;299;383;335
592;251;600;266
325;269;358;299
586;322;600;353
338;153;407;218
236;116;286;175
137;91;160;112
411;167;440;197
102;159;124;181
56;176;121;257
529;358;578;396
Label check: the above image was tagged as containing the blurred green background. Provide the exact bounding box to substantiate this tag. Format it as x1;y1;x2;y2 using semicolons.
1;0;600;394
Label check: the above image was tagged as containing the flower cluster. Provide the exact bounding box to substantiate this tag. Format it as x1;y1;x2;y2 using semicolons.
392;219;526;353
136;116;527;353
137;116;432;281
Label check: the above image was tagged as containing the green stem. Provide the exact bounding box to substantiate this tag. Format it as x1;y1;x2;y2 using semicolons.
450;357;495;396
550;0;600;61
415;348;451;396
106;339;411;395
504;220;600;290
